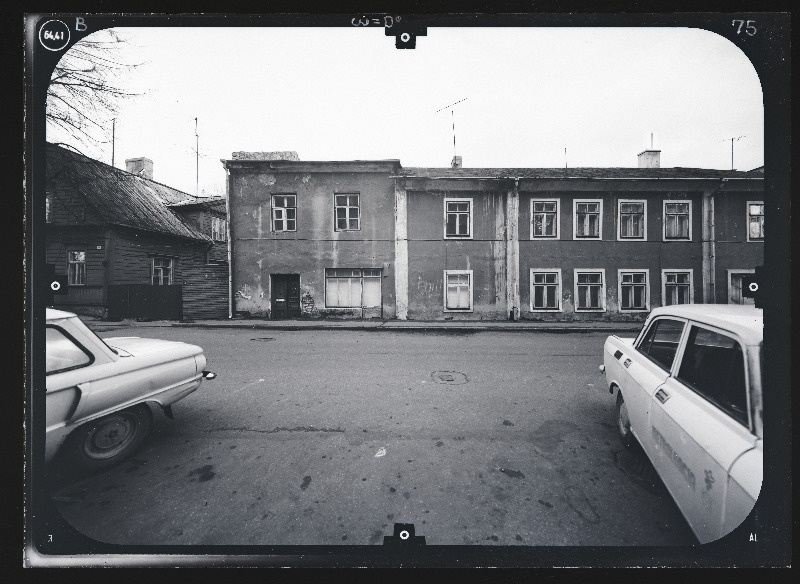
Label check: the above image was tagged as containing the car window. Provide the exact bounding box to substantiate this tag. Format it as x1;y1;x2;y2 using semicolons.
46;326;93;374
635;318;684;371
677;326;748;426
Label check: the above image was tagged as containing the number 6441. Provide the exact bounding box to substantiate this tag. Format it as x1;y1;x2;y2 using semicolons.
732;19;757;36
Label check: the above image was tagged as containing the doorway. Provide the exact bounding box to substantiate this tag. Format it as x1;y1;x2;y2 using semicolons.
271;274;301;319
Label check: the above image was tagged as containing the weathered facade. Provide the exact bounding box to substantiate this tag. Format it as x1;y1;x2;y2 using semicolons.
46;144;229;320
224;150;764;321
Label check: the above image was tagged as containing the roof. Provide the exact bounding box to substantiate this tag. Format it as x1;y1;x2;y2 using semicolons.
167;197;226;210
398;167;764;180
46;143;212;243
648;304;763;345
46;307;76;320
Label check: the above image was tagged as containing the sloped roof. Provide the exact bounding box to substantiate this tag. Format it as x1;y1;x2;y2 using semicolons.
398;167;763;179
46;143;212;242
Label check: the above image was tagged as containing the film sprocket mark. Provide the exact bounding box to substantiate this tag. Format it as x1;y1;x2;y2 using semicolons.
740;266;763;308
383;523;426;545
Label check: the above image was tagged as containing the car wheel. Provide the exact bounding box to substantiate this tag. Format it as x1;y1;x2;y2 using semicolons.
64;404;153;473
616;390;635;449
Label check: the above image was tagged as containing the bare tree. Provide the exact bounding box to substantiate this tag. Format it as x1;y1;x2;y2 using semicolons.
46;29;141;150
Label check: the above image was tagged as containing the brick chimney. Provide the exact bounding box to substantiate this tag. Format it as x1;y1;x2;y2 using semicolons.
637;149;660;168
451;155;462;169
126;157;154;179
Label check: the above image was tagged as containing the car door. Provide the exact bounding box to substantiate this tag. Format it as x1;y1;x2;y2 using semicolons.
648;323;758;544
619;317;686;451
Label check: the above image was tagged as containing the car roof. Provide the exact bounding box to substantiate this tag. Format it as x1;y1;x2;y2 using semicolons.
649;304;763;344
46;308;77;320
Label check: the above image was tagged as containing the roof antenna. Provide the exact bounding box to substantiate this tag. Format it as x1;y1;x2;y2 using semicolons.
436;98;468;160
565;147;568;170
722;135;746;170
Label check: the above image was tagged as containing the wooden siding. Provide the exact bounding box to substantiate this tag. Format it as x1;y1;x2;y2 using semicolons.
183;263;229;320
45;226;107;287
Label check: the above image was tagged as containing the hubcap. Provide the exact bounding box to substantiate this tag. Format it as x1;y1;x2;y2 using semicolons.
84;414;137;460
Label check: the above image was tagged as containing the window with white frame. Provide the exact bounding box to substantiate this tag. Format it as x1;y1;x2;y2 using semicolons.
728;270;755;305
211;216;227;241
272;194;297;232
531;199;559;238
67;251;86;286
662;270;693;306
747;201;764;241
325;268;381;308
444;270;473;311
151;256;174;285
530;269;561;311
334;194;360;231
574;269;605;311
618;200;646;240
618;269;649;311
663;200;691;240
574;200;602;239
444;198;473;239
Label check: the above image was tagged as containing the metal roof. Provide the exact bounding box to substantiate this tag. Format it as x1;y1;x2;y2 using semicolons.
398;167;763;180
648;304;763;345
47;144;212;242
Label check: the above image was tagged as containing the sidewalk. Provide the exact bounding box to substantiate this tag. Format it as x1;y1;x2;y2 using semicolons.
82;316;643;334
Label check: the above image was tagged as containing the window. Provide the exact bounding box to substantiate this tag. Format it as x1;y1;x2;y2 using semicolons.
618;200;646;240
444;270;473;311
530;269;561;311
67;251;85;286
334;194;360;231
677;326;749;426
663;200;691;241
531;199;559;238
46;326;93;374
573;200;602;239
574;269;605;311
747;201;764;241
444;198;473;239
728;270;755;305
662;270;693;306
618;269;649;311
325;268;381;308
211;216;227;241
636;318;685;372
152;256;174;285
272;194;296;232
46;195;52;223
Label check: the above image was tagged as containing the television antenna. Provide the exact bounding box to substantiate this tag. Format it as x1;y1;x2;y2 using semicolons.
722;135;746;170
436;98;468;157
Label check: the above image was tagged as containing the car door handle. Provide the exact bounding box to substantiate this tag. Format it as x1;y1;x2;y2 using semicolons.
655;389;670;403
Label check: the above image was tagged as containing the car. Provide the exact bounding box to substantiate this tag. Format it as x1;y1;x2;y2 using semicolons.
45;308;215;472
599;304;762;544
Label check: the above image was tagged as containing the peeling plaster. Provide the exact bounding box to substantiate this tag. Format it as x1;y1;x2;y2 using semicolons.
257;174;277;187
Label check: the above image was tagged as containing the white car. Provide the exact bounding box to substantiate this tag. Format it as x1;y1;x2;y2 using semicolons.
600;304;762;544
45;308;215;472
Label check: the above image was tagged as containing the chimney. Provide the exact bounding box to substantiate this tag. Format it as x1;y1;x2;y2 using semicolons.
126;157;154;179
637;149;660;168
451;155;462;169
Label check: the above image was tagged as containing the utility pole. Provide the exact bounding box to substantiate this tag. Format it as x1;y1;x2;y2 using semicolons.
436;98;468;158
724;135;746;170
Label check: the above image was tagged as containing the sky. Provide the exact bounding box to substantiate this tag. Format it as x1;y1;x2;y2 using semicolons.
46;25;764;197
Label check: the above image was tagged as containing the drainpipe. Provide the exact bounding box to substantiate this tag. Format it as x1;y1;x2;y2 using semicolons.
506;178;521;320
225;166;233;319
701;180;725;304
394;178;409;320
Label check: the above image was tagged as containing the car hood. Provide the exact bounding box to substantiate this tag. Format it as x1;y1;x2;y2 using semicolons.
104;336;203;358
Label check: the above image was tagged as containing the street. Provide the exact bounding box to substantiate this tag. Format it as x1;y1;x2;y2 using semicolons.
49;327;695;546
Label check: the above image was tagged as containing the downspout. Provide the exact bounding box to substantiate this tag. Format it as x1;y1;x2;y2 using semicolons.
505;178;521;320
701;179;725;304
224;165;233;319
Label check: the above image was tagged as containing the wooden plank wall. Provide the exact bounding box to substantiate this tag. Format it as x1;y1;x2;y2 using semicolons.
182;263;229;320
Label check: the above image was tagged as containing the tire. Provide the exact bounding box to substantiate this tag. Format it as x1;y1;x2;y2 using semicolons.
63;404;153;473
615;390;635;449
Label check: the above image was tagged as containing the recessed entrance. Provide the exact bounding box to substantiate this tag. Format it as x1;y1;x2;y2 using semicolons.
270;274;301;319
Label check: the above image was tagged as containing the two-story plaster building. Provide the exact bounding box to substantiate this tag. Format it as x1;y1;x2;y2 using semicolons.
223;150;764;322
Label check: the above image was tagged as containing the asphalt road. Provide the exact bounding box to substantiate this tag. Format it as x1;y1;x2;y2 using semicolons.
49;328;695;546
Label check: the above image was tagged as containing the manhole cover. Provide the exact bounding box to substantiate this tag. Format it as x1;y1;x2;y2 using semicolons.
251;337;275;342
431;371;469;385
